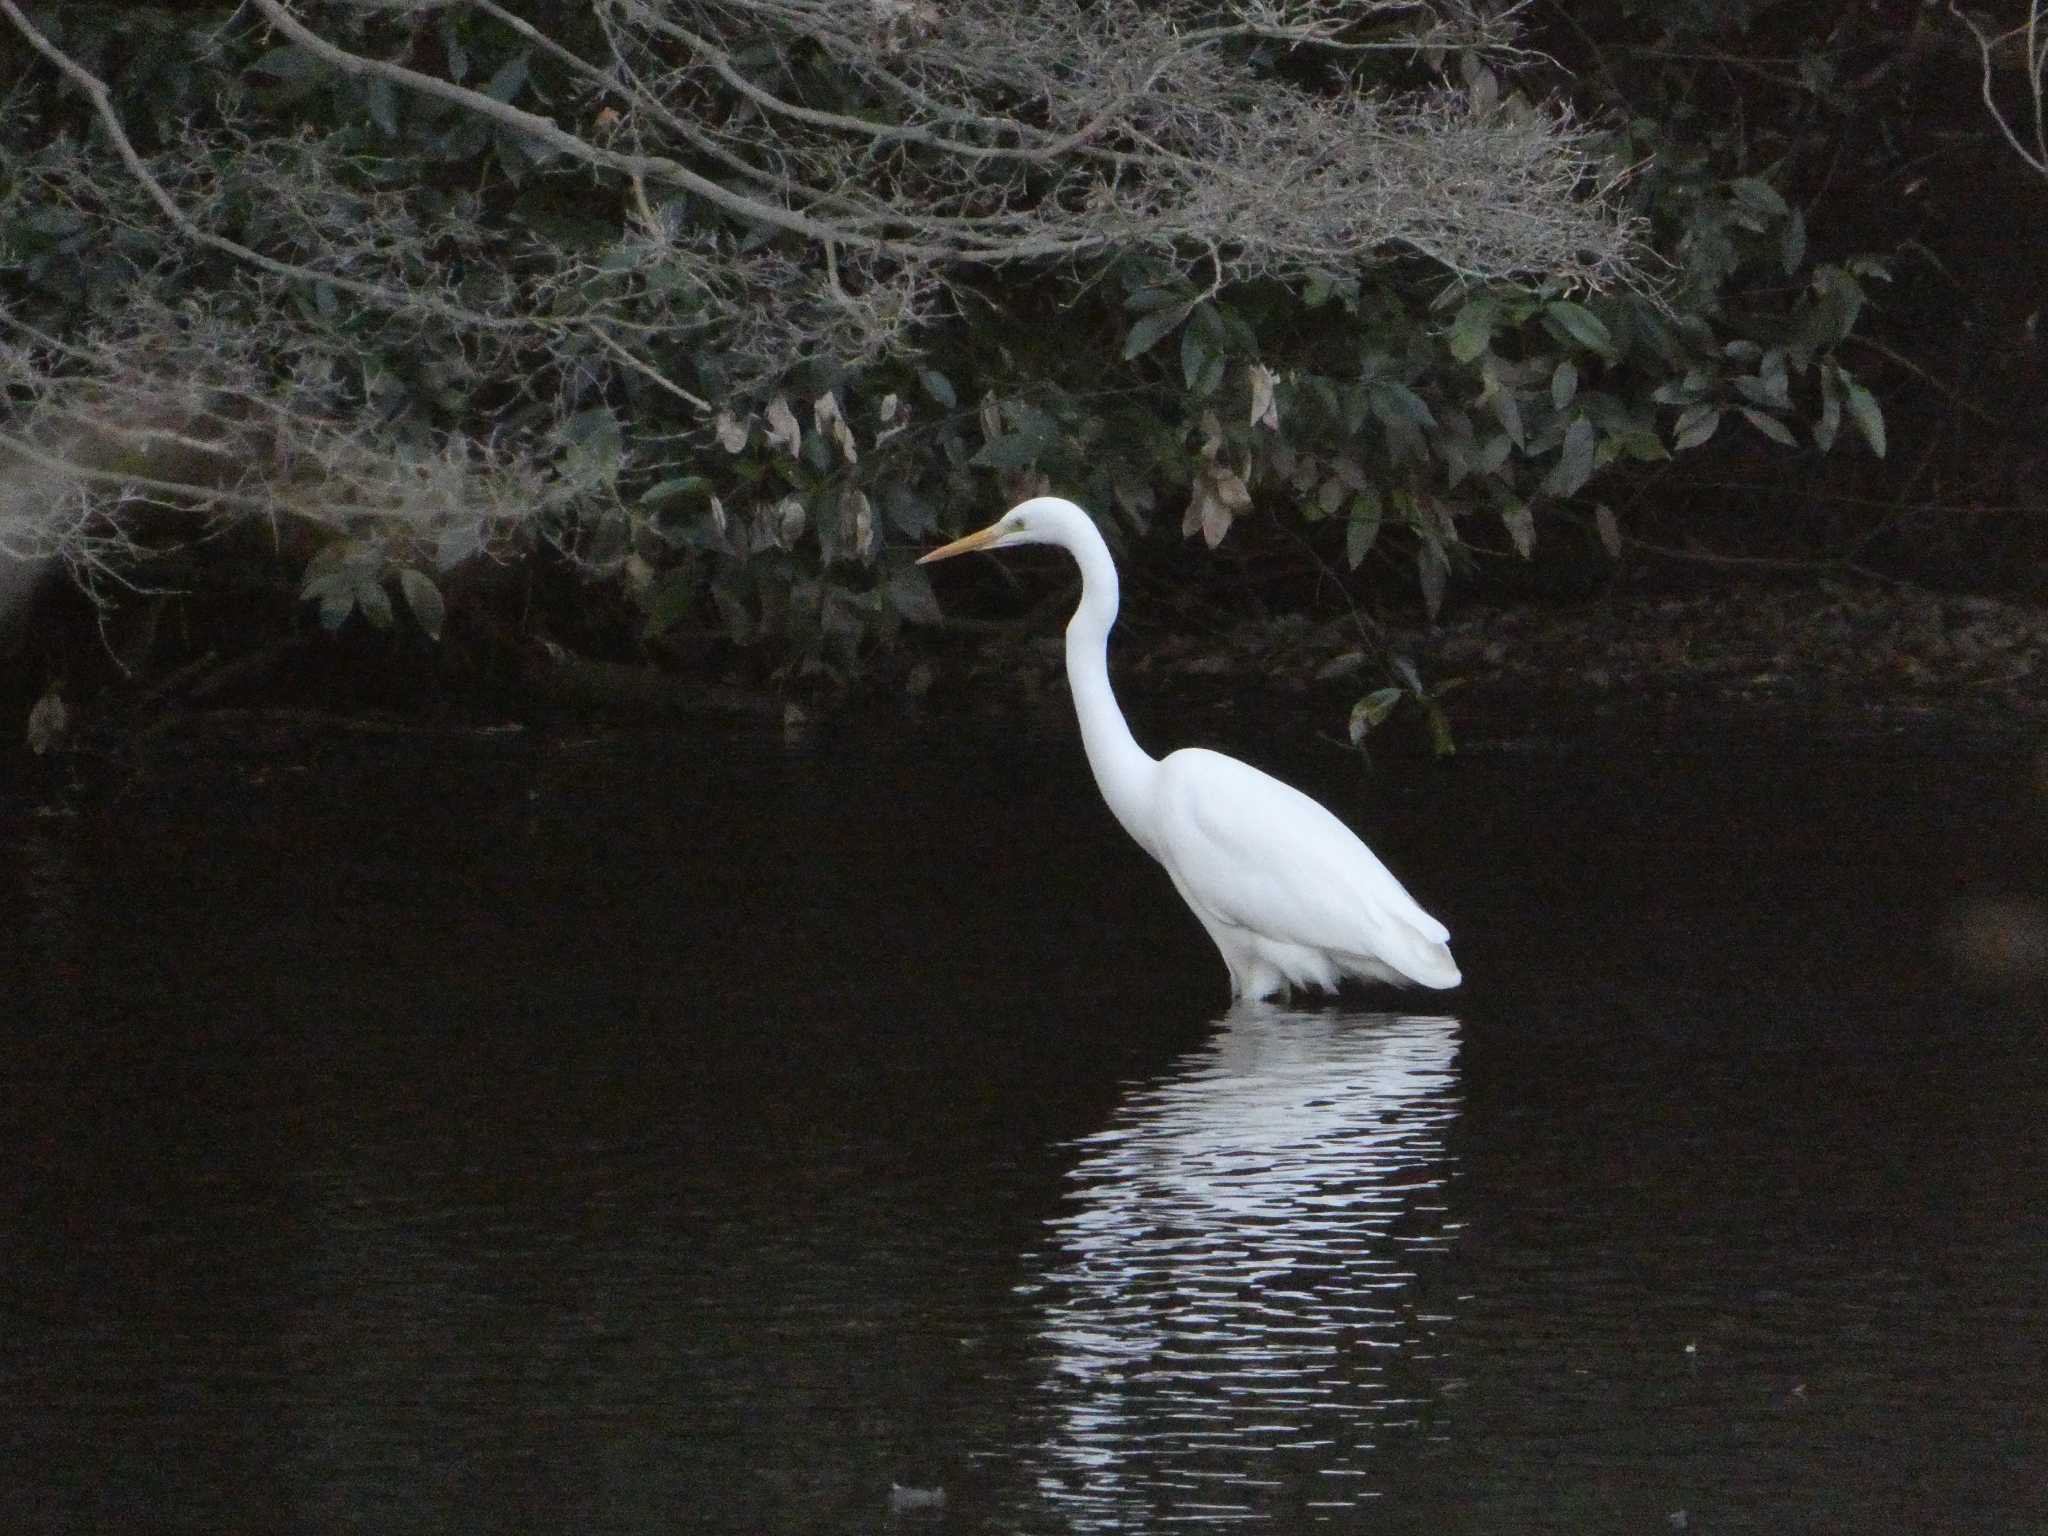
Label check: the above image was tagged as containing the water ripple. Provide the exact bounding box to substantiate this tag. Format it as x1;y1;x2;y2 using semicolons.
1012;1008;1463;1527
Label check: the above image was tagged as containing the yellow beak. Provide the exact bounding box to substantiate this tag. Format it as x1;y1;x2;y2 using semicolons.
917;520;1008;564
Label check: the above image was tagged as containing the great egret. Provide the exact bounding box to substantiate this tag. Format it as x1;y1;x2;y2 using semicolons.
920;496;1460;1001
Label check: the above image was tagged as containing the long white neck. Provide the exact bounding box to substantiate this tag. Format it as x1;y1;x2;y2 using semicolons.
1062;522;1161;855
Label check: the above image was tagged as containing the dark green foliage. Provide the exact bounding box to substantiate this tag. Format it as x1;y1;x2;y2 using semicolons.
12;0;2021;719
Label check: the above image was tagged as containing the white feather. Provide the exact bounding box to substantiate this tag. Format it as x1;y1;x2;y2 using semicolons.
921;496;1460;1002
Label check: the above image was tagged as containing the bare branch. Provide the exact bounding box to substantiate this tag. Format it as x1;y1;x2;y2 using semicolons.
246;0;960;257
1951;0;2048;179
5;0;1642;481
0;0;528;331
243;0;1633;285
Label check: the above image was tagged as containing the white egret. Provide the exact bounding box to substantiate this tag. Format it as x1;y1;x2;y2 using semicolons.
920;496;1460;1001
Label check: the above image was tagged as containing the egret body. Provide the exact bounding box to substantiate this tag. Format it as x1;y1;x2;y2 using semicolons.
920;497;1460;1001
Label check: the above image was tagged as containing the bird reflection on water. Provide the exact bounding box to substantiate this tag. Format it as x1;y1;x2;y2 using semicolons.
1013;1008;1463;1528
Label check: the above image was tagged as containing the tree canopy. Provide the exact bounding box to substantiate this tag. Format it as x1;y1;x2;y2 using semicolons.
1;0;2037;726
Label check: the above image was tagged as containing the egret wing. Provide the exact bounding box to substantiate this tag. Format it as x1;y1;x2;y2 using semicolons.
1153;748;1449;961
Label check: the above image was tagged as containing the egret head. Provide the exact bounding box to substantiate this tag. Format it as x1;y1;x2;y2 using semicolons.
917;496;1090;564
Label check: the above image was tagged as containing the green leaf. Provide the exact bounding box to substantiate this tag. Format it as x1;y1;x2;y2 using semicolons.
483;54;529;104
298;570;349;605
1215;303;1258;356
1005;401;1060;447
1594;503;1622;559
1611;428;1670;463
440;17;470;81
884;565;945;625
1369;380;1437;430
1124;286;1188;312
366;77;400;136
436;523;482;571
396;568;445;640
1673;402;1721;451
1550;358;1578;412
1730;177;1790;225
1182;325;1211;394
1338;383;1370;437
1544;417;1597;497
1543;301;1615;359
1842;377;1886;457
1349;687;1404;744
1122;303;1192;360
639;568;696;638
1417;539;1448;622
1312;474;1344;520
1447;297;1498;363
1359;692;1409;729
355;575;394;631
1740;407;1798;447
248;46;320;81
1486;368;1525;447
1344;488;1383;569
1424;698;1455;758
919;369;957;408
317;585;355;631
1441;434;1475;492
641;475;711;507
1182;305;1228;394
1652;370;1714;406
970;433;1041;469
1816;365;1843;452
1501;500;1535;559
1780;208;1808;275
1806;266;1867;349
560;405;622;454
1302;273;1357;312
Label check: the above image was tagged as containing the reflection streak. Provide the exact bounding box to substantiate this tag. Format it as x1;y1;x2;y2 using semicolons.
1015;1009;1462;1527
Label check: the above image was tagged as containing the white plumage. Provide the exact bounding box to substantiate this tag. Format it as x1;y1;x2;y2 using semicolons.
921;495;1459;1002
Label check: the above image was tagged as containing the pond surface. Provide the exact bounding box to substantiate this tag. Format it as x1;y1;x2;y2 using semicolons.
2;715;2044;1533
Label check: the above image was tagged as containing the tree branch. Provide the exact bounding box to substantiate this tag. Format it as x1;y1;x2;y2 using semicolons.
1950;0;2048;178
0;0;528;331
247;0;1024;259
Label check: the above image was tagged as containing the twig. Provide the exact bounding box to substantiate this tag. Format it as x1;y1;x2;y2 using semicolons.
0;0;528;331
1847;337;2005;430
246;0;1105;262
590;330;713;412
0;427;275;513
1950;0;2048;178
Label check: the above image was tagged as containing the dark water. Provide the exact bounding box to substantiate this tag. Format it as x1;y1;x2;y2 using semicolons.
2;719;2044;1533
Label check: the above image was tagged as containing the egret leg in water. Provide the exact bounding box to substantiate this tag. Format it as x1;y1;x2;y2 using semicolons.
921;496;1460;1002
